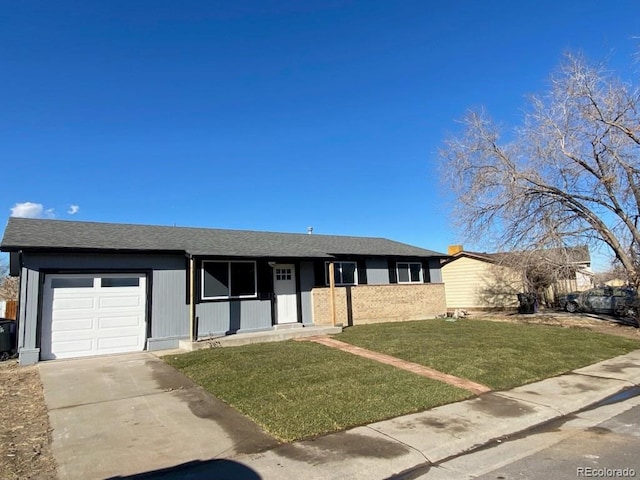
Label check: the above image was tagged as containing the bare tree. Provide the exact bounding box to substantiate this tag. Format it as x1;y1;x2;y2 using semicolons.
441;52;640;287
0;263;19;300
497;246;592;305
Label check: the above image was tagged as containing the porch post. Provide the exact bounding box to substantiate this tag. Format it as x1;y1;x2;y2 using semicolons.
328;261;337;326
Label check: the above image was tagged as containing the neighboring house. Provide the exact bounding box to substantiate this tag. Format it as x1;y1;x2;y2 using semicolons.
441;245;593;311
441;248;522;311
0;218;447;365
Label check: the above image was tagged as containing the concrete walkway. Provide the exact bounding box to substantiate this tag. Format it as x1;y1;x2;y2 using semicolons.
300;336;491;394
180;325;343;351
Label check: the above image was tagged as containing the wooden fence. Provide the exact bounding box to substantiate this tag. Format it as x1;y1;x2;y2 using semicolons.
1;300;17;320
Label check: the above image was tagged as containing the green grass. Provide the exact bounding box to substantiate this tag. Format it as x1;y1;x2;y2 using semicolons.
165;340;470;442
336;319;640;390
165;319;639;442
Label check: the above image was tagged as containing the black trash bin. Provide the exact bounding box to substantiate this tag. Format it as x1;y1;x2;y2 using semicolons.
0;320;15;358
517;293;537;314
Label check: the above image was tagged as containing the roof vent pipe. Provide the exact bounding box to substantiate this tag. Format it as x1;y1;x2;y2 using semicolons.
307;226;313;235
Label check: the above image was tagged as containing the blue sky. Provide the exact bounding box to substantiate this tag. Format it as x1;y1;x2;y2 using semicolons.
1;1;639;269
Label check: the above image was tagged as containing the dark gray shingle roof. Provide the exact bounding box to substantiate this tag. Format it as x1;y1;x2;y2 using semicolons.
0;218;444;258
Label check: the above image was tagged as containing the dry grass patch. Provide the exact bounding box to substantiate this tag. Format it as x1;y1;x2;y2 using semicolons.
0;361;56;480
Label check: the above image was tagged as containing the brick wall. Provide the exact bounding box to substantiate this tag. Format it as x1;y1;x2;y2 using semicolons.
312;283;446;326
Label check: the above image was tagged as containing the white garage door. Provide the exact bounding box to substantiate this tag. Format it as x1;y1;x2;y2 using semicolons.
41;274;147;360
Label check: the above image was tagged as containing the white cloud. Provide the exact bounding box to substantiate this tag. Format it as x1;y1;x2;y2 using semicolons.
9;202;57;219
10;202;45;218
68;204;80;215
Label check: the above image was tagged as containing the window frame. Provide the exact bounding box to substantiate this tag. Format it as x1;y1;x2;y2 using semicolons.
396;262;423;284
324;261;359;286
201;260;258;300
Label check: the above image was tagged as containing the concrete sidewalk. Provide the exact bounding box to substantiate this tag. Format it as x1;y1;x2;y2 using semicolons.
231;349;640;480
39;349;640;479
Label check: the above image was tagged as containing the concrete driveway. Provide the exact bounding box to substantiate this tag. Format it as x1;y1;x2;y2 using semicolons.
38;352;278;480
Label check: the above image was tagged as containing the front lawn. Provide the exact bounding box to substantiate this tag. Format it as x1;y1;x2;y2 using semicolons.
336;319;639;390
165;341;470;442
165;319;639;442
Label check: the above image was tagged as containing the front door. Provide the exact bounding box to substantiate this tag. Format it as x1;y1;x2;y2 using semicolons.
273;264;298;324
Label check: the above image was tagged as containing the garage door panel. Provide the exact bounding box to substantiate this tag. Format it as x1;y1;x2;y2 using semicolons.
42;274;147;360
49;338;95;357
98;295;143;309
97;335;142;350
98;315;142;329
53;297;96;310
51;318;94;332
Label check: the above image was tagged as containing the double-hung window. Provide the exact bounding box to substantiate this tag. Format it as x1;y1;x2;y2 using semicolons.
325;261;358;286
202;261;257;300
396;262;423;283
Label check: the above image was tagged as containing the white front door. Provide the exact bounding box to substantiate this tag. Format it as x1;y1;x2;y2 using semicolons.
273;264;298;324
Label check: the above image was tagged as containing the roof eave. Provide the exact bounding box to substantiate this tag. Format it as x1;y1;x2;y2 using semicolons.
1;246;188;255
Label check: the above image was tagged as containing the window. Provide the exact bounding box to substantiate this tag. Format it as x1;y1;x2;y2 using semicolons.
324;261;358;286
275;268;292;281
101;277;140;287
202;261;257;299
51;277;94;289
397;262;422;283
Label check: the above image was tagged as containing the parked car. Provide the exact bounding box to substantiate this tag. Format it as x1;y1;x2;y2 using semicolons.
559;286;638;317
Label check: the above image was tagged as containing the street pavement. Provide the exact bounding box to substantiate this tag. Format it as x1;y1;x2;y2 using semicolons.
429;392;640;479
39;349;640;480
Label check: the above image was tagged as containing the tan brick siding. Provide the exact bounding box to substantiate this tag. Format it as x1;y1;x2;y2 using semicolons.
312;283;446;326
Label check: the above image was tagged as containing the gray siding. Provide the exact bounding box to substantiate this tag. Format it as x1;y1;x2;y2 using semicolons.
22;252;185;271
24;269;40;347
20;252;190;348
299;261;314;324
17;267;28;350
365;258;390;285
196;299;272;336
428;258;443;283
151;267;189;338
19;268;39;347
16;267;41;365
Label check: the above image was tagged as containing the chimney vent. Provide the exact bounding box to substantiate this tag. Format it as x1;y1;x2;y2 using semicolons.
448;244;463;255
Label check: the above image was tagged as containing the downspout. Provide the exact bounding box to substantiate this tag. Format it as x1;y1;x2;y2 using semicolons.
328;261;337;326
188;254;196;342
